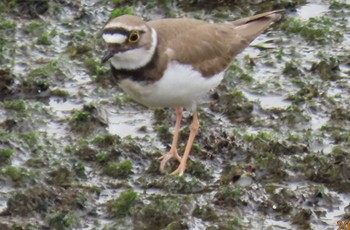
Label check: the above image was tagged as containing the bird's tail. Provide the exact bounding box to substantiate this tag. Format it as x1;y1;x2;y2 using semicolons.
232;10;284;43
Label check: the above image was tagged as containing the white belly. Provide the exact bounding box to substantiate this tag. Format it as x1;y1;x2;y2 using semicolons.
119;61;224;108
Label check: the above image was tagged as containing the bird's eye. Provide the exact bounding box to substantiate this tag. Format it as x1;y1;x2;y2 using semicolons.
128;31;140;43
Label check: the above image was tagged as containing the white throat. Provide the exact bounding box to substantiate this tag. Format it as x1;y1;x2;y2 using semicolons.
110;28;158;70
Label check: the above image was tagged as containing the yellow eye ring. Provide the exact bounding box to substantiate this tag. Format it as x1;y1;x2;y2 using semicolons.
128;31;140;43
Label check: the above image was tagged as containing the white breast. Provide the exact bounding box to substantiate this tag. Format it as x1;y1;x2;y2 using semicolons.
119;61;224;108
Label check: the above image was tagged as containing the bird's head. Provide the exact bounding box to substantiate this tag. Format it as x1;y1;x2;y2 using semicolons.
101;15;157;70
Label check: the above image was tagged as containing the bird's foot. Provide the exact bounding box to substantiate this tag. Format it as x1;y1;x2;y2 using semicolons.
170;161;187;176
159;148;182;172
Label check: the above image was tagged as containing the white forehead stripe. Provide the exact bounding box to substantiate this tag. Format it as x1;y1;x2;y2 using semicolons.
102;33;127;44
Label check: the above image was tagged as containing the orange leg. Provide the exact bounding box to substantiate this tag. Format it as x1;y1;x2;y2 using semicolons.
159;107;183;172
171;111;199;176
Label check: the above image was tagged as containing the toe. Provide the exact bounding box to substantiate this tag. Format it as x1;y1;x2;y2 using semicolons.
170;163;186;176
159;154;171;172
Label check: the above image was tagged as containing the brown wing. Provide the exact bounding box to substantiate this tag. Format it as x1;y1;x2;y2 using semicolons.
147;18;207;40
166;23;247;77
149;10;283;77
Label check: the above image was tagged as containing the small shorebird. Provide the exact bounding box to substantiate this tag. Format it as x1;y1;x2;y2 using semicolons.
102;10;283;175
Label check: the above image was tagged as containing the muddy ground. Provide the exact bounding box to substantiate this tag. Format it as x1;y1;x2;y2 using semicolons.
0;0;350;229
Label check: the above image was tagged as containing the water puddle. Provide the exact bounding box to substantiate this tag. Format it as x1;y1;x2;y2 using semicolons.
242;91;291;109
264;219;292;229
107;109;154;138
280;181;350;229
0;198;7;213
0;110;6;124
49;98;83;116
310;137;334;154
0;186;15;213
43;121;68;139
323;192;350;227
49;98;83;111
187;218;208;230
327;85;350;104
297;2;329;20
43;99;84;138
310;113;328;131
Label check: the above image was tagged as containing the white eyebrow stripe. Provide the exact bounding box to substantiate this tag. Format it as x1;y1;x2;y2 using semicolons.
102;33;127;43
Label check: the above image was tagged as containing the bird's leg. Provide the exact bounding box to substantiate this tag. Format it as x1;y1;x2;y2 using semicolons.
171;111;199;176
159;106;183;172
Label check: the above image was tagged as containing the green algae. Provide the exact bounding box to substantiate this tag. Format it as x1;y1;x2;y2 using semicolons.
211;88;254;124
93;133;121;147
110;7;134;18
6;185;57;216
283;59;303;78
107;190;138;217
148;174;205;194
192;205;219;221
19;131;40;149
214;185;244;207
1;166;35;185
0;149;13;160
22;59;64;94
114;93;135;107
163;221;188;230
311;55;341;81
37;32;52;46
3;100;27;113
51;88;69;98
281;15;344;44
0;20;16;30
185;159;212;180
47;166;78;186
292;208;312;227
329;0;350;9
85;58;108;77
70;104;107;134
155;124;172;143
48;211;80;230
133;195;190;229
103;160;133;178
111;0;127;4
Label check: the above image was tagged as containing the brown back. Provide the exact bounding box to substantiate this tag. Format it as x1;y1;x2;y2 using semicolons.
148;10;283;77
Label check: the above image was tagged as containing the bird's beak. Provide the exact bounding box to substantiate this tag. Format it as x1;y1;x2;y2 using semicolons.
101;49;115;64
